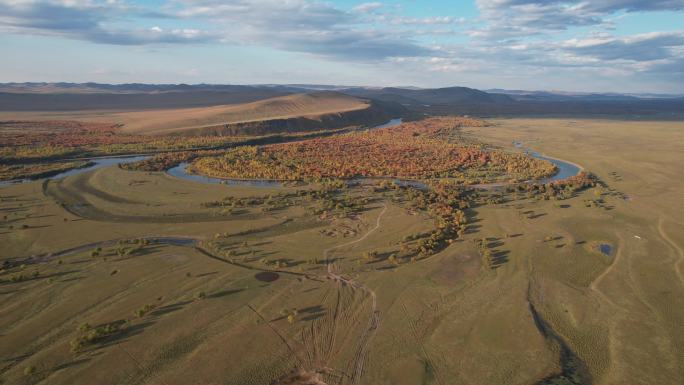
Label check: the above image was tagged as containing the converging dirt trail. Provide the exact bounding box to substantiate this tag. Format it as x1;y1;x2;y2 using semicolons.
322;203;387;385
658;217;684;284
589;231;628;312
22;204;390;385
322;203;388;269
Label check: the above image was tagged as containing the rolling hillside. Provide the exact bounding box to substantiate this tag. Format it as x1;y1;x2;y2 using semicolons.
0;91;404;136
111;92;376;135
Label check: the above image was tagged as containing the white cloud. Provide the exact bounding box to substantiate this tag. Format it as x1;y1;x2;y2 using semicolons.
1;0;683;90
389;16;464;25
472;0;684;39
0;0;219;45
353;2;383;13
561;31;684;61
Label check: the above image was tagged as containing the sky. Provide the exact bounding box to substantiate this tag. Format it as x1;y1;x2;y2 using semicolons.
1;0;683;93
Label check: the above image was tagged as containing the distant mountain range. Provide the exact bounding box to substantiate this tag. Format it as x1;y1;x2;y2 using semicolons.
338;86;514;105
2;82;680;100
0;82;682;118
0;82;289;95
485;89;684;101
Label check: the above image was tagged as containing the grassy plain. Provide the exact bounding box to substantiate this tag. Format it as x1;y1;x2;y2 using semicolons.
463;119;684;384
1;118;682;385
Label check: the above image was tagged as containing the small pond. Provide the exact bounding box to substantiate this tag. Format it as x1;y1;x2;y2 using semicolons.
599;244;613;256
254;272;280;282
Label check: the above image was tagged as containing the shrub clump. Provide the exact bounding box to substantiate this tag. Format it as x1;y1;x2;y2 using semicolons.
24;365;37;376
70;321;126;353
134;304;157;318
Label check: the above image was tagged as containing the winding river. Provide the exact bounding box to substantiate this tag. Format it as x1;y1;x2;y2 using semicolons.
514;141;582;184
166;118;407;188
167;163;283;187
1;119;581;188
167;137;582;189
0;155;150;187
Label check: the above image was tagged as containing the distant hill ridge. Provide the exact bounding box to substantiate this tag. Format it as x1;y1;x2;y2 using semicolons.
340;86;514;105
0;90;406;136
0;82;281;94
1;82;682;119
116;91;382;135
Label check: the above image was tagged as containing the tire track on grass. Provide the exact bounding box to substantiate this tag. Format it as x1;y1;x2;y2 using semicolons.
658;217;684;284
322;203;387;385
400;303;444;385
588;231;629;312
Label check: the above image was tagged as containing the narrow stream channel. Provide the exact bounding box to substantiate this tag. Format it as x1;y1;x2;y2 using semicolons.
529;302;591;385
